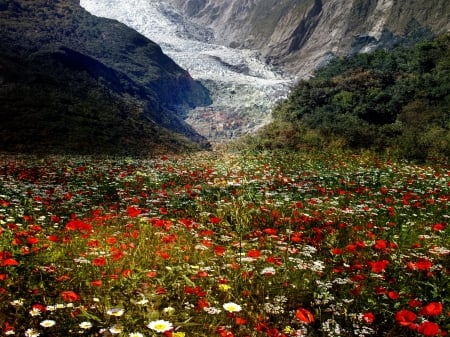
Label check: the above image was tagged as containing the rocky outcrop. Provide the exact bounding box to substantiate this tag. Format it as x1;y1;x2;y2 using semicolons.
167;0;450;77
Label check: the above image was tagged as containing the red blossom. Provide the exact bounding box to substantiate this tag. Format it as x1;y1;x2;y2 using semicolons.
65;219;92;233
92;256;107;266
106;236;117;245
197;298;209;310
235;317;247;325
409;299;423;308
214;245;226;256
362;312;375;324
374;239;387;250
2;322;14;334
407;258;433;271
60;290;81;302
369;259;390;273
156;251;170;260
295;308;315;324
1;258;19;266
217;326;234;337
47;235;60;242
209;216;221;224
127;206;141;218
388;291;400;300
90;279;102;286
395;309;417;329
331;247;343;255
247;249;261;258
420;302;443;317
432;223;445;231
417;321;442;336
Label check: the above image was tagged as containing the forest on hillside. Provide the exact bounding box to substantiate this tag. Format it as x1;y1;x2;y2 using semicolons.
251;33;450;162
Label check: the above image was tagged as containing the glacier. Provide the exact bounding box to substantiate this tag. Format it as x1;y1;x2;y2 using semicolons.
80;0;293;142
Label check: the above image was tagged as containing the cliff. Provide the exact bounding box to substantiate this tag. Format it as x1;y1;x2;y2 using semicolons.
167;0;450;77
0;0;212;154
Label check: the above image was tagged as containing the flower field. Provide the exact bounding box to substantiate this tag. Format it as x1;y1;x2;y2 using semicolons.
0;151;448;336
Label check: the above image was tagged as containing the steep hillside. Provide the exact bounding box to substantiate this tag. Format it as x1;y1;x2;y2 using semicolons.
0;0;212;154
247;34;450;162
167;0;450;77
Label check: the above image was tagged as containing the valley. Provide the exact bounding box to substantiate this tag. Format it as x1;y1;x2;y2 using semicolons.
80;0;294;143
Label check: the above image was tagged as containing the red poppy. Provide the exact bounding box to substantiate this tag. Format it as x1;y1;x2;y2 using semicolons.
432;223;444;231
156;251;170;260
247;249;261;259
417;321;441;336
374;239;387;250
1;258;19;267
92;257;107;266
197;298;209;310
127;206;141;218
331;248;343;255
295;308;315;324
217;326;234;337
111;251;125;261
47;235;60;242
409;299;423;308
235;317;247;325
214;245;226;256
388;291;400;300
65;219;92;233
60;290;81;302
395;309;417;329
106;237;117;245
420;302;443;317
369;260;390;273
209;216;221;224
265;256;282;265
91;279;102;286
407;258;433;271
2;321;14;334
362;312;375;324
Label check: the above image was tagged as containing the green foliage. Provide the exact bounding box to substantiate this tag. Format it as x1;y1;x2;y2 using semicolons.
263;33;450;162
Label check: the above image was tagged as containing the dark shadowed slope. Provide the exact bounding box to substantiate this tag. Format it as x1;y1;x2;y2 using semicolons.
0;0;212;155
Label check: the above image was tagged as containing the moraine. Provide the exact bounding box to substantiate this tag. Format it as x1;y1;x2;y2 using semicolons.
80;0;293;142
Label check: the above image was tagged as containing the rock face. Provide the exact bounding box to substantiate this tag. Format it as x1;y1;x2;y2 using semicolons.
80;0;292;143
0;0;212;154
167;0;450;77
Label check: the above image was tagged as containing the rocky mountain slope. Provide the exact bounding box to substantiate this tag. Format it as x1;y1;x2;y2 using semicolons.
0;0;211;154
167;0;450;77
80;0;450;144
80;0;292;142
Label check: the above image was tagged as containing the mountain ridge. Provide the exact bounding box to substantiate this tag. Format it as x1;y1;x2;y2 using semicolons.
0;0;212;154
167;0;450;77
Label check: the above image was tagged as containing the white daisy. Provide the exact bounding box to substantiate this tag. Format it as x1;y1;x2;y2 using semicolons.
147;319;173;332
40;320;56;328
106;308;125;317
79;321;93;329
223;302;242;312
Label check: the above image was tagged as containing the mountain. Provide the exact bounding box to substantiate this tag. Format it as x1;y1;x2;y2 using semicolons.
167;0;450;77
0;0;212;155
79;0;292;144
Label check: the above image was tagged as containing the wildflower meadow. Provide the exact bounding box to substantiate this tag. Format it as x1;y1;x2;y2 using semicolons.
0;150;448;336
